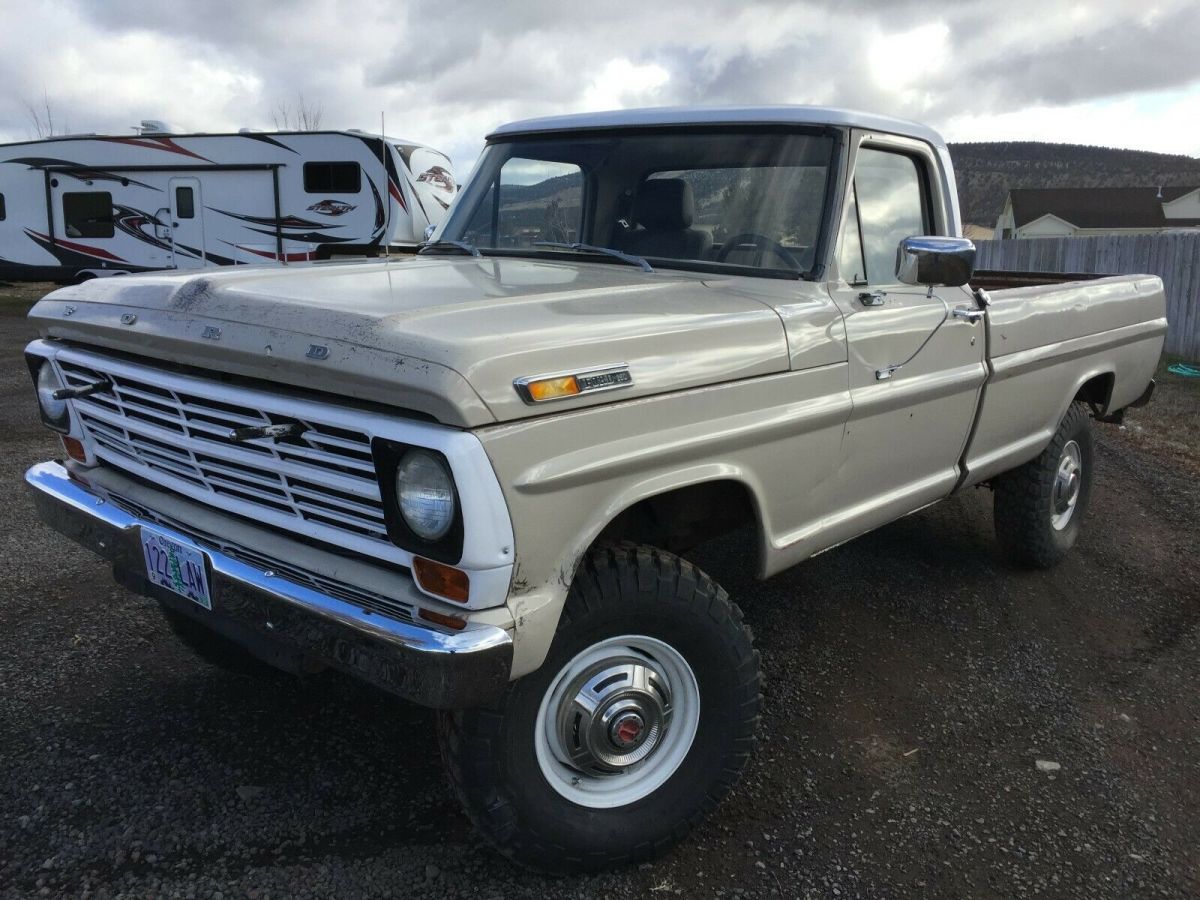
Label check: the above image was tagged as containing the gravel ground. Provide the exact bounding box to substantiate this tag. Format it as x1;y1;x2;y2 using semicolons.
2;285;1198;898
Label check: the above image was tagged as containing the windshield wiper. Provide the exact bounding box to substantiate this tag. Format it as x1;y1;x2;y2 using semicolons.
418;239;481;258
533;241;653;273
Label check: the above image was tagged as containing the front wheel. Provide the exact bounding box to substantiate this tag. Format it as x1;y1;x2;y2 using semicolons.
993;401;1094;568
439;544;761;873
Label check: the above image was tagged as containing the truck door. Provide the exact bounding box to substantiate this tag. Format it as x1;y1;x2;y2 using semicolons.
826;138;987;536
167;177;205;269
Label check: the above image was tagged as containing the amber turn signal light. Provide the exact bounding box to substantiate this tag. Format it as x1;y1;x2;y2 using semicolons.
525;375;580;402
419;608;467;631
60;435;87;463
412;556;470;603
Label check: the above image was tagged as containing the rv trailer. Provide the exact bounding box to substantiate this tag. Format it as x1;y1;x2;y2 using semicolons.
0;125;456;283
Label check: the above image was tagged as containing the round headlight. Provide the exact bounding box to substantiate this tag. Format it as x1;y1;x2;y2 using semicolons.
36;362;70;429
396;450;456;541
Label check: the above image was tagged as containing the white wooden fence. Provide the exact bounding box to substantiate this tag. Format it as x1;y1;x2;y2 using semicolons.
974;233;1200;360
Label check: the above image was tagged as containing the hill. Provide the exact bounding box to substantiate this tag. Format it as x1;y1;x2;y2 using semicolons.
947;141;1200;228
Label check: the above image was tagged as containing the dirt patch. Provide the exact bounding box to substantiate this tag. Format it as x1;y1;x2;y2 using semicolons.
1;285;1198;898
0;280;57;310
1118;355;1200;475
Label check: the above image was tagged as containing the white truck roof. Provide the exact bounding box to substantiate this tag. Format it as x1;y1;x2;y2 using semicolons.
489;105;948;150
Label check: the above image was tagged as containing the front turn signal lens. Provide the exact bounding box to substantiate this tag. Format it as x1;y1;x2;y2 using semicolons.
60;435;87;462
413;557;470;603
419;608;467;631
525;375;580;403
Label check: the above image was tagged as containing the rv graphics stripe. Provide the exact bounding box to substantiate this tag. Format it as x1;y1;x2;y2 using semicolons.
97;137;213;162
353;134;407;217
388;178;408;213
4;157;159;190
368;178;385;235
211;209;342;229
242;227;356;244
174;243;238;266
26;230;126;262
109;204;236;264
238;133;299;153
228;243;315;263
24;230;149;270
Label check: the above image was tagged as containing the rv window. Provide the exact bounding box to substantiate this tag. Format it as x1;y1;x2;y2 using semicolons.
304;162;361;194
62;192;114;239
175;186;195;219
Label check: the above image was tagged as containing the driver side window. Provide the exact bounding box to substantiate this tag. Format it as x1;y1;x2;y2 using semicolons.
840;147;929;284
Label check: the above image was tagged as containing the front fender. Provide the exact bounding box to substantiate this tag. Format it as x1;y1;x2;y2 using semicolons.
478;365;850;677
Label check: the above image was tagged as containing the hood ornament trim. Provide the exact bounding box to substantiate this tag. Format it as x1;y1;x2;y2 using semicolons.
227;422;306;443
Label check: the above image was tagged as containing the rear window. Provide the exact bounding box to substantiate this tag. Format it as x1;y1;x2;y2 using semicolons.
62;192;114;238
304;162;361;194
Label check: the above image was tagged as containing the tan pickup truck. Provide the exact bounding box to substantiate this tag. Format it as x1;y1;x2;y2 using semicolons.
24;106;1165;871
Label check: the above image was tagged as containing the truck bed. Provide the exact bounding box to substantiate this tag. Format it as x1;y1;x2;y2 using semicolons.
971;269;1105;291
961;272;1166;486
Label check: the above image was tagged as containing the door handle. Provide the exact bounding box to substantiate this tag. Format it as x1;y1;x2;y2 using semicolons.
952;306;985;323
858;290;886;307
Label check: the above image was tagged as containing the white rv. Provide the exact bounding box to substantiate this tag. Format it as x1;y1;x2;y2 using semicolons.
0;124;456;282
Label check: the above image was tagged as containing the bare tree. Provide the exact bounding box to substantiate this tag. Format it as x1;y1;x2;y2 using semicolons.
23;93;69;138
271;94;324;131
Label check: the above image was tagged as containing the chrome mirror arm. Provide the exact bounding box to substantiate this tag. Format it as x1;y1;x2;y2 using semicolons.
875;292;952;381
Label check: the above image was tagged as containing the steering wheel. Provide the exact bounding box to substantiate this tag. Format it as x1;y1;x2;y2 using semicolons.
715;233;801;269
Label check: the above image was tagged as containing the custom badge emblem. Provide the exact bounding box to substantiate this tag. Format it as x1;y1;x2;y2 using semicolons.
307;199;356;216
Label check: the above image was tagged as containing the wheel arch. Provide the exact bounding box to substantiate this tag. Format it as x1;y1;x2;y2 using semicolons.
594;476;763;560
1072;370;1116;417
506;467;770;679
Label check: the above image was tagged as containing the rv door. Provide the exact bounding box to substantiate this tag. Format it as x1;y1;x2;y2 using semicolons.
168;177;206;269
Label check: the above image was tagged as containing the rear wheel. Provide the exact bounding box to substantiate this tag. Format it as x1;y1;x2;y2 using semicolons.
439;544;761;873
993;402;1094;568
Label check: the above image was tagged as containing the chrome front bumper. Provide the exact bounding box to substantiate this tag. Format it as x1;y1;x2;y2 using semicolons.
24;460;514;708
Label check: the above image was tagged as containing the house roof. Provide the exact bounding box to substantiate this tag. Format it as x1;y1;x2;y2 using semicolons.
1008;187;1200;229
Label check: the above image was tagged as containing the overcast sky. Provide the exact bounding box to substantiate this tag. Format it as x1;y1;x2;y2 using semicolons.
2;0;1199;173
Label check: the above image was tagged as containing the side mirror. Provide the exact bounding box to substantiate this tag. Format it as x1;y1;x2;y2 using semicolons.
423;223;437;241
895;236;975;288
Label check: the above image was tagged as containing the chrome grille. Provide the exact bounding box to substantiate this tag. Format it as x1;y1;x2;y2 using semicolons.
57;354;393;557
105;492;415;624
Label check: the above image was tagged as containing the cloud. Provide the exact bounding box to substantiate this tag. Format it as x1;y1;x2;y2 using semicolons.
0;0;1198;172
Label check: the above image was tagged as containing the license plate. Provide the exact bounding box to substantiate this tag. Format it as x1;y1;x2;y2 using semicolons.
141;526;212;610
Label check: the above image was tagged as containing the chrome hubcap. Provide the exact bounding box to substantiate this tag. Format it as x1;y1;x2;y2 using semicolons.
556;656;673;774
535;635;700;809
1051;440;1082;530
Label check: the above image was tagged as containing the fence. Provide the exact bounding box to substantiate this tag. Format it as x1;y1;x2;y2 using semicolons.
974;232;1200;360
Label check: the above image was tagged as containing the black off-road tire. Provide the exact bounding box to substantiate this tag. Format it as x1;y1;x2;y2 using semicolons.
993;402;1094;568
438;543;762;873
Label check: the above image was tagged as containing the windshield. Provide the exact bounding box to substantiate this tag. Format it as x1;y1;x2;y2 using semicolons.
435;128;835;278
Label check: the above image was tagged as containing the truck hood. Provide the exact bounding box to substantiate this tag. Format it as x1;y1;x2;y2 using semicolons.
29;256;791;427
